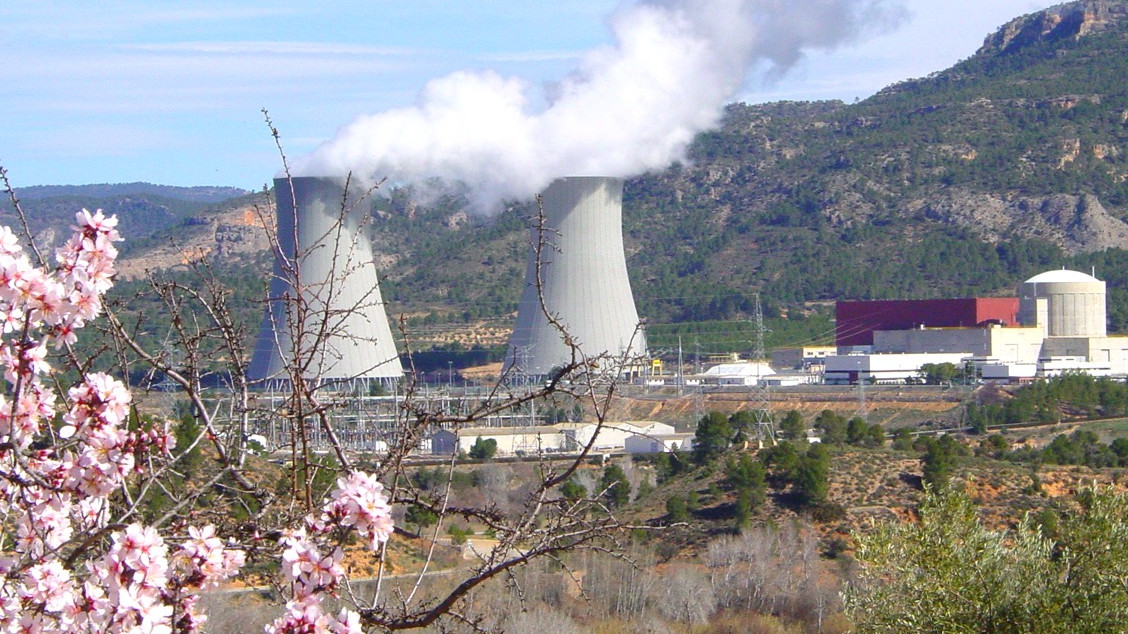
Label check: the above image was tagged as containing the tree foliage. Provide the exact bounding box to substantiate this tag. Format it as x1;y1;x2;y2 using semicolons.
794;443;830;508
814;409;847;446
693;411;734;464
969;374;1128;430
599;463;632;509
469;436;499;460
779;409;807;442
846;485;1128;633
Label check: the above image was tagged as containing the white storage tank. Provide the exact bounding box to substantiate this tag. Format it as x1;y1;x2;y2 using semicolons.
1019;269;1106;337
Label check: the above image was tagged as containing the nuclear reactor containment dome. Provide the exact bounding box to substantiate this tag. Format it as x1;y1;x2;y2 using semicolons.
1019;269;1107;337
505;177;647;376
249;177;403;388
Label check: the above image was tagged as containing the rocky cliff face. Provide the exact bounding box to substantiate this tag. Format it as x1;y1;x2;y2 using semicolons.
980;1;1127;54
213;209;271;258
914;191;1128;253
116;201;270;279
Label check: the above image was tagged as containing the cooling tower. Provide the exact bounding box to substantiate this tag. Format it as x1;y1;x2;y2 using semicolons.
1019;269;1107;337
505;177;647;376
248;177;403;388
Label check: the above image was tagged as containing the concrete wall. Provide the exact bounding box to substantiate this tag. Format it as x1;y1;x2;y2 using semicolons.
984;327;1046;365
624;433;694;454
431;427;566;456
874;328;989;355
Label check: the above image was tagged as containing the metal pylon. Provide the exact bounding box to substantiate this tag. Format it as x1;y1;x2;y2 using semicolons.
855;374;868;422
750;294;777;448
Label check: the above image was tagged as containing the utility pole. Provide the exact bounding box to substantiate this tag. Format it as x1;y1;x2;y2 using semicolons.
855;376;868;423
750;294;777;448
677;335;684;397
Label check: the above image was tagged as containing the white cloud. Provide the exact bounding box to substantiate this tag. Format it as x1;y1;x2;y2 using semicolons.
477;50;587;63
293;0;905;209
120;41;418;56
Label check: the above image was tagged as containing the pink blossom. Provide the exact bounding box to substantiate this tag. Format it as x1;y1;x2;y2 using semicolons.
316;471;395;550
178;525;245;589
64;372;132;433
330;609;363;634
109;524;170;589
267;595;368;634
0;304;24;334
265;597;328;634
0;226;22;255
73;208;120;237
280;529;344;597
0;213;313;634
22;560;74;612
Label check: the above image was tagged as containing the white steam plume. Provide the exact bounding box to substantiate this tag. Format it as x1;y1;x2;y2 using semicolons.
291;0;905;210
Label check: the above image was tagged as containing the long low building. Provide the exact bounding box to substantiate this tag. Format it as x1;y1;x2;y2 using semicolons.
431;426;565;456
557;421;675;451
430;421;676;456
624;432;695;454
824;352;972;385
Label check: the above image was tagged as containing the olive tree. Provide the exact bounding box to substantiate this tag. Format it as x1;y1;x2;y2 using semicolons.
845;485;1128;633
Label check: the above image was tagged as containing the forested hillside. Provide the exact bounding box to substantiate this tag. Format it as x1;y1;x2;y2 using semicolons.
375;0;1128;331
13;0;1128;352
1;183;256;257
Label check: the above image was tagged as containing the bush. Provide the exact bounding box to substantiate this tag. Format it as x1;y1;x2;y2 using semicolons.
666;495;691;523
846;486;1128;632
469;437;498;460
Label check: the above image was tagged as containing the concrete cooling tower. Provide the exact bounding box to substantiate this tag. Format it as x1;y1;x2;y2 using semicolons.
249;176;403;388
1019;269;1107;337
505;176;647;376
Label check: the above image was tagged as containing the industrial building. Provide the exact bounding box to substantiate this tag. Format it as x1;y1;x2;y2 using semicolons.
504;177;647;377
771;345;837;371
248;177;403;389
694;361;775;386
825;269;1128;383
624;432;695;454
557;421;674;451
836;298;1020;348
430;426;565;456
429;421;675;456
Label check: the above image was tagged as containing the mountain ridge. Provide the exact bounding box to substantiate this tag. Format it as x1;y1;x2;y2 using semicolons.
15;0;1128;343
11;182;249;203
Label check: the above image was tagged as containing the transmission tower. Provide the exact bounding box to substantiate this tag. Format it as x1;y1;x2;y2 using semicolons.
749;294;777;448
153;326;183;394
855;375;868;423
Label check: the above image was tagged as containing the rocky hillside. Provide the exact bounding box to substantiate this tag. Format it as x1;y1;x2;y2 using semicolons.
14;1;1128;342
364;0;1128;326
114;197;271;280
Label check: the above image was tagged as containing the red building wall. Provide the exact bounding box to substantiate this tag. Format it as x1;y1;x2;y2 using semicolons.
835;298;1021;347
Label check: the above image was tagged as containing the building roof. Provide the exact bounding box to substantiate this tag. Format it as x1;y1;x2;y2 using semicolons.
702;362;775;377
627;432;694;440
1024;269;1101;284
456;426;562;437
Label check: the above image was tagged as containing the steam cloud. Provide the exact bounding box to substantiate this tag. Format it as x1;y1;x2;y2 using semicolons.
291;0;904;210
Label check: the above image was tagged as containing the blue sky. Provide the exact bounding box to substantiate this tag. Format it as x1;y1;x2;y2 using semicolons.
0;0;1047;191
